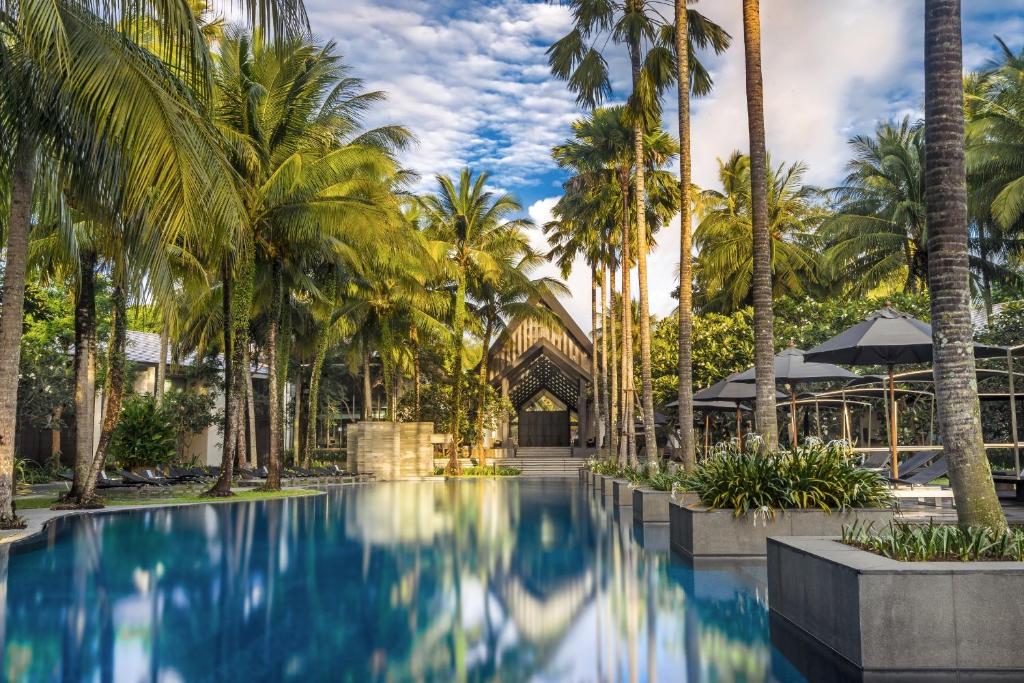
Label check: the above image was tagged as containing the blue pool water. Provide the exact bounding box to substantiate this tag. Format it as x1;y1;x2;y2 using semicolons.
2;480;806;682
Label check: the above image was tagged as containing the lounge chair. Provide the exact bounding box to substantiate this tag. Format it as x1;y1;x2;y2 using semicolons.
894;456;948;487
167;467;205;483
96;471;138;489
120;470;167;486
895;450;940;478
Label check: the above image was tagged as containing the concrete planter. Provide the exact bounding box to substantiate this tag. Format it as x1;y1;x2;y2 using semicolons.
632;488;670;523
768;536;1024;676
612;479;633;507
669;502;893;558
602;476;615;500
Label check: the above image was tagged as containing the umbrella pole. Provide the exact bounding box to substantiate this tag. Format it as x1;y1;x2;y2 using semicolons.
815;400;821;439
841;390;849;442
790;388;798;447
704;413;710;459
889;365;899;480
1009;348;1020;475
736;406;742;443
868;404;873;446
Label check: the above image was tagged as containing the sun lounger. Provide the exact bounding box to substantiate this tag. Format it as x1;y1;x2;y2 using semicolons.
96;470;139;489
120;470;167;486
896;450;940;478
894;456;948;487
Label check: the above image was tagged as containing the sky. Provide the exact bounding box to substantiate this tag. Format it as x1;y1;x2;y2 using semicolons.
304;0;1024;329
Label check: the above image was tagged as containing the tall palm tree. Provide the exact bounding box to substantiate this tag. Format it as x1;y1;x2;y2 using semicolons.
203;32;405;494
423;169;534;473
741;0;778;448
548;0;727;464
674;1;732;470
694;152;823;312
923;0;1007;531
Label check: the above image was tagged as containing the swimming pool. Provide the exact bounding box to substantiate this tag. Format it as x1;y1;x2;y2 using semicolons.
1;480;805;681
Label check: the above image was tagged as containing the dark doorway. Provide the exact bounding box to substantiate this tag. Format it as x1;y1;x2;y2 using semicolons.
519;410;569;447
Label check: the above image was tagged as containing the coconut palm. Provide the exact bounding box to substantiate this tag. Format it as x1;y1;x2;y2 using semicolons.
202;31;408;494
923;0;1007;531
422;169;534;473
740;0;779;448
694;152;823;313
673;2;731;470
548;0;728;464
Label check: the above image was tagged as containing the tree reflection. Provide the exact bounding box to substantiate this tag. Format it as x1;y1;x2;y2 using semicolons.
0;481;803;682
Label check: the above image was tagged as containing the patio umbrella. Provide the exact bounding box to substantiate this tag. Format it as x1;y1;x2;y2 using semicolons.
664;398;751;455
804;305;1006;478
728;345;861;446
693;380;786;443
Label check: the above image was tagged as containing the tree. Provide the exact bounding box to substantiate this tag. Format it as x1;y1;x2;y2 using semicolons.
423;169;534;473
674;0;732;470
923;0;1007;531
741;0;779;448
548;0;727;464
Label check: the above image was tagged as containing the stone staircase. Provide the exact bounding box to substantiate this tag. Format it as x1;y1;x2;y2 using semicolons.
494;447;588;478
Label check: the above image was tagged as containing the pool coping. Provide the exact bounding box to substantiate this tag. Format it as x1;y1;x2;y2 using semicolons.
0;486;331;547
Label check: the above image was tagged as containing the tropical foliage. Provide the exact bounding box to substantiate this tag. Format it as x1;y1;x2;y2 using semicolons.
843;520;1024;562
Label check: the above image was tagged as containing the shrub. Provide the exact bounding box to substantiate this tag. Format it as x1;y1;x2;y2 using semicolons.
109;394;178;470
645;471;679;492
682;439;892;518
843;521;1024;562
588;460;620;476
433;465;521;476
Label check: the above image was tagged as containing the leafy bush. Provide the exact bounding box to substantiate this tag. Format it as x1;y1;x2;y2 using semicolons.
109;394;178;470
681;440;892;518
843;521;1024;562
433;465;521;476
588;460;620;476
645;471;679;492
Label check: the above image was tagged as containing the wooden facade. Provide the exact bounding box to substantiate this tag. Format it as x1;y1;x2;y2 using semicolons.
487;292;594;449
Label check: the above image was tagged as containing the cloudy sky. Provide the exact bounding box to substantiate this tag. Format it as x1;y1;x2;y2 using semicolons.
305;0;1024;328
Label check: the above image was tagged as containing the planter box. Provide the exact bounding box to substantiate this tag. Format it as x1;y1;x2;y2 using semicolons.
602;476;615;499
632;488;670;523
669;502;893;558
612;479;633;507
768;536;1024;675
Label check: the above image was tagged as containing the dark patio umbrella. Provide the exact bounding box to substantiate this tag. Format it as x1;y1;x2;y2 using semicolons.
728;345;861;446
694;380;786;442
803;306;1006;478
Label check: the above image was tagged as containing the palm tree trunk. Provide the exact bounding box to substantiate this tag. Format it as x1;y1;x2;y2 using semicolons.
601;264;612;453
675;0;696;471
590;267;602;451
86;281;128;498
243;343;258;467
608;263;618;460
447;276;467;473
362;352;372;420
156;320;168;403
628;39;658;465
618;172;636;466
742;0;779;449
206;246;254;497
412;327;422;422
476;317;494;458
924;0;1007;531
304;323;330;468
264;258;283;489
66;250;97;505
0;134;35;526
292;364;303;463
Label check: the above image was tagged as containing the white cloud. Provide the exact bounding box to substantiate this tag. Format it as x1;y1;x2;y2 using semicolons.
526;197;594;332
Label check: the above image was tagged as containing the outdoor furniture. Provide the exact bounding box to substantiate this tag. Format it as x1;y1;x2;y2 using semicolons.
895;449;941;478
121;470;167;486
728;344;860;446
805;306;1005;478
893;456;948;487
96;470;139;489
693;380;786;442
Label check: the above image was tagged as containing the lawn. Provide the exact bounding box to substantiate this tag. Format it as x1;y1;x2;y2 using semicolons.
14;488;320;511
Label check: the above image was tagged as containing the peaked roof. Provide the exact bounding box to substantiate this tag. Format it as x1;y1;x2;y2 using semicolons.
488;289;593;360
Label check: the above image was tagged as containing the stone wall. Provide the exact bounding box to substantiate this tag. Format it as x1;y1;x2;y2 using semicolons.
346;421;436;479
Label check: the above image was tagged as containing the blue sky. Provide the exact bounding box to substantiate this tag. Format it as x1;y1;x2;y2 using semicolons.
305;0;1024;326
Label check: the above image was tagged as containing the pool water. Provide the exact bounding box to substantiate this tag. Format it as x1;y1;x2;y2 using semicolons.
2;480;805;682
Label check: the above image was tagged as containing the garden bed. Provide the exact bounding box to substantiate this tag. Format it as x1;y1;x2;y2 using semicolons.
632;487;670;523
612;478;632;507
669;502;893;557
768;535;1024;673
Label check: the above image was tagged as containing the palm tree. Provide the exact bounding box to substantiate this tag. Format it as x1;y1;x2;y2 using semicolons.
422;169;534;473
548;0;727;464
923;0;1007;531
694;153;823;312
674;1;732;470
741;0;778;448
203;32;406;494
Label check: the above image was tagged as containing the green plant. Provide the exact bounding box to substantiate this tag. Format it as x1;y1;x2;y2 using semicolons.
432;465;521;477
109;394;178;470
646;471;679;492
843;521;1024;562
588;460;620;476
683;440;892;518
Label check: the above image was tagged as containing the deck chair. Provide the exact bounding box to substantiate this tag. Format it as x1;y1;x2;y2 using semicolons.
895;456;949;487
96;470;138;489
120;470;166;486
858;452;891;469
896;450;941;478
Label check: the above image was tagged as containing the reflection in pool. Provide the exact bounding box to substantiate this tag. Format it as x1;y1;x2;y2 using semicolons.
1;480;805;682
